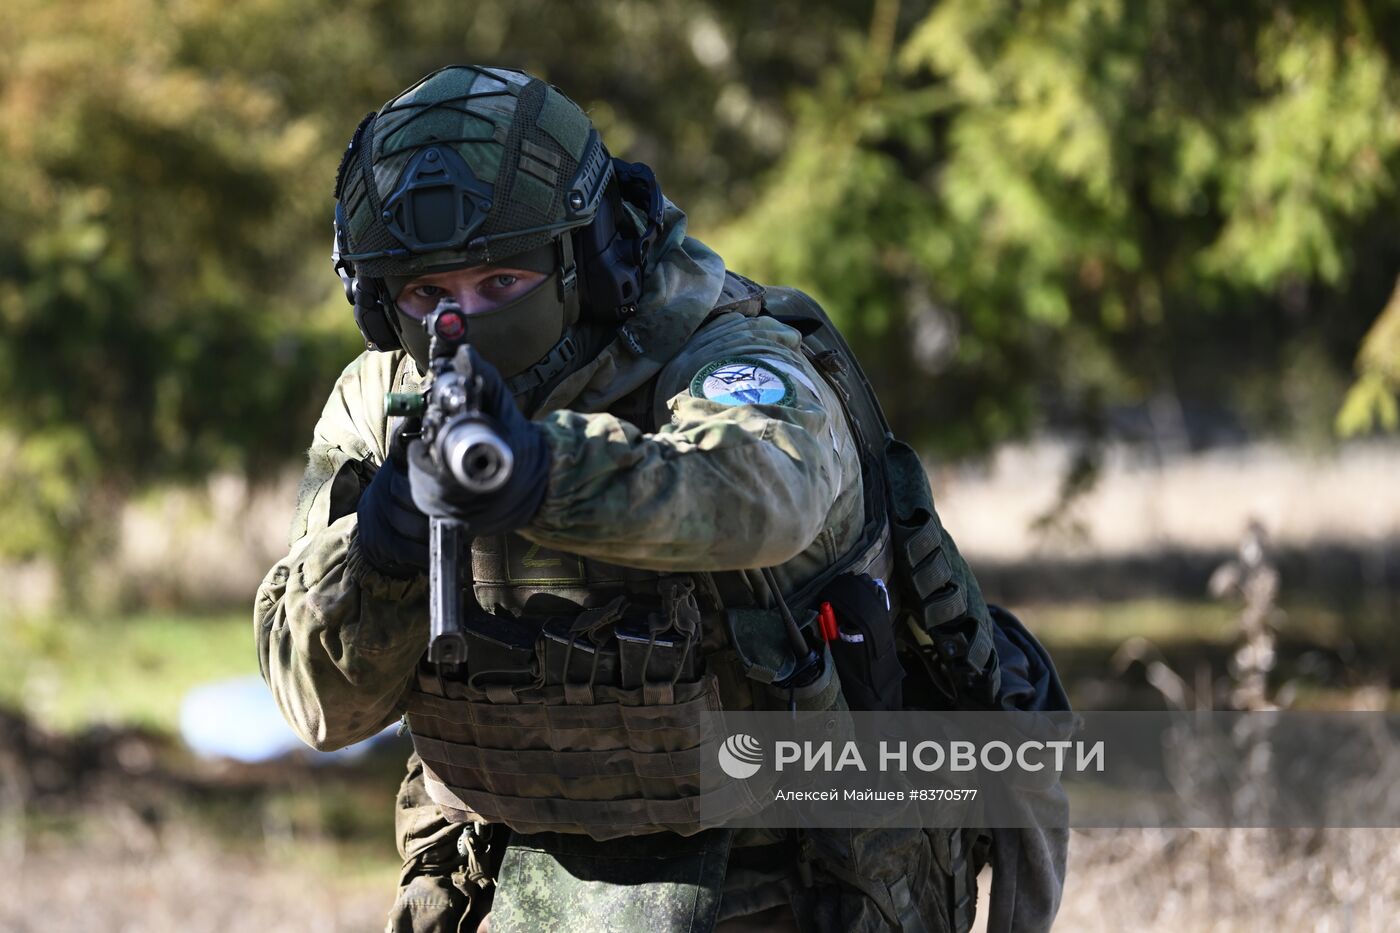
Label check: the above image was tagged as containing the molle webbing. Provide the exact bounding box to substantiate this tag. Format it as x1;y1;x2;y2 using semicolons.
403;655;772;840
411;271;778;838
405;558;776;839
422;771;769;842
759;287;1000;703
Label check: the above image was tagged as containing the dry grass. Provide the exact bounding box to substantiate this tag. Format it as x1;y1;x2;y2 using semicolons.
2;470;300;615
1052;828;1400;933
9;438;1398;617
933;439;1400;562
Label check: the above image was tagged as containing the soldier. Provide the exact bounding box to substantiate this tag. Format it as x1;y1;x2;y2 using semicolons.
255;65;1064;932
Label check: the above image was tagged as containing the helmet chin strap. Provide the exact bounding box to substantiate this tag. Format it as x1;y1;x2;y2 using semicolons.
556;227;580;327
503;231;584;395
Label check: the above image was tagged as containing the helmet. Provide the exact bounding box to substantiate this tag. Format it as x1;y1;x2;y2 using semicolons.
331;65;662;382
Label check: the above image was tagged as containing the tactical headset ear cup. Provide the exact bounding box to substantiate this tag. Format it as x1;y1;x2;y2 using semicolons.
351;280;403;352
573;159;663;325
334;197;403;352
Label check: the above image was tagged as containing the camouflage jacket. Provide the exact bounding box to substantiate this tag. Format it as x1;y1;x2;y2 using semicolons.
254;202;864;752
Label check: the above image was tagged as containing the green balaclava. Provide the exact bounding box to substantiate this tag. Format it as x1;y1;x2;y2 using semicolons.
333;65;616;382
381;242;566;380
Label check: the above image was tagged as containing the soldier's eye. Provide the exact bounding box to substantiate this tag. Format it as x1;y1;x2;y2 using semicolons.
413;284;445;299
491;275;519;289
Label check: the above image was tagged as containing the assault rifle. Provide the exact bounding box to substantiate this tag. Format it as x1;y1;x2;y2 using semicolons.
384;299;513;665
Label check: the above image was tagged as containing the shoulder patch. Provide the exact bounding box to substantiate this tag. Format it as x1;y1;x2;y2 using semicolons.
690;357;796;407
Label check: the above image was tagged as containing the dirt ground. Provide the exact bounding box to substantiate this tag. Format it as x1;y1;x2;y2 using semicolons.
0;709;399;932
4;825;1399;932
0;829;391;932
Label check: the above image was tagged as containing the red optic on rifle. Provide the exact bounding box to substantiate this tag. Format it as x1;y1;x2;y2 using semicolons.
434;310;467;342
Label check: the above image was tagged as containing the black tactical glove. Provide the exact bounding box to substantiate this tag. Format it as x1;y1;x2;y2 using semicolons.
356;424;430;578
408;345;551;538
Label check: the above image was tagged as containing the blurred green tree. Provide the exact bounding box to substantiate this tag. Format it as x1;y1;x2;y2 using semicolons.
0;0;355;569
0;0;858;577
715;0;1400;455
1338;275;1400;435
2;0;1398;586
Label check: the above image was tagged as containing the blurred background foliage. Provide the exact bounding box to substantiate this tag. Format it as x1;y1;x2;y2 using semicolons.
1;0;1398;573
2;5;1399;924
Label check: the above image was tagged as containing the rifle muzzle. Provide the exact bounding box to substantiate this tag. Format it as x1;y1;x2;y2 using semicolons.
438;419;513;494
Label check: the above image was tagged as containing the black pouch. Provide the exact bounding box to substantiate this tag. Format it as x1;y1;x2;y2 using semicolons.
460;613;541;689
616;622;700;685
820;573;905;712
540;617;620;698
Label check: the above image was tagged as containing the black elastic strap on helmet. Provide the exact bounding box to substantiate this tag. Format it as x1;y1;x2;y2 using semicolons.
332;111;404;353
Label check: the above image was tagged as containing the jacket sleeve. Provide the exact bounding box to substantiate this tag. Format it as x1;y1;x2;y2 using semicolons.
523;313;861;571
254;353;429;752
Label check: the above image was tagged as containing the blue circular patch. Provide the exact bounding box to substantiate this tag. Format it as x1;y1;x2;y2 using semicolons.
690;357;796;407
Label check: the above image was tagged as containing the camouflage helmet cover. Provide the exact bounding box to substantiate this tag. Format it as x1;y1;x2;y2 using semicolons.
336;65;613;278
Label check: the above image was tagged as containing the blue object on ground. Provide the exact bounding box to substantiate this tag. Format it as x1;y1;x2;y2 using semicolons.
179;675;396;763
